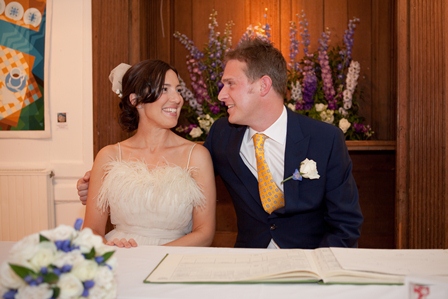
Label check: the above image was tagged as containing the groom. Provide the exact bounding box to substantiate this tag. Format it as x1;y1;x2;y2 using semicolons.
78;37;363;249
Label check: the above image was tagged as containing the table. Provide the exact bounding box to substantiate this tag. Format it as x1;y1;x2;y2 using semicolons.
0;242;407;299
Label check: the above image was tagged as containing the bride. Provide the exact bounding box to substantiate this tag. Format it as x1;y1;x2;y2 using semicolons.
82;60;216;248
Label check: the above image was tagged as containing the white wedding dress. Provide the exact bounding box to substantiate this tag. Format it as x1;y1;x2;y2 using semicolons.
96;143;205;245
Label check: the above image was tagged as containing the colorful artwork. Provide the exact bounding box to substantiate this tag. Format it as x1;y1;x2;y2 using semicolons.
0;0;49;138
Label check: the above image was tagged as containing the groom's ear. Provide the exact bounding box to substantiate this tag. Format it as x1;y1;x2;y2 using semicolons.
259;75;272;97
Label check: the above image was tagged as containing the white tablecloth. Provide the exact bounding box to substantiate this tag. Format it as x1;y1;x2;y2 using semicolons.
0;242;406;299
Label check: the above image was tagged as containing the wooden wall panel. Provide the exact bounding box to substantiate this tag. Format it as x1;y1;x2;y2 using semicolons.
396;0;448;249
445;0;448;249
371;1;397;140
172;0;192;86
92;0;133;155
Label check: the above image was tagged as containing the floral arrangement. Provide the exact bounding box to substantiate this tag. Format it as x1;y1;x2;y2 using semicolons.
285;11;373;140
174;10;234;140
0;219;117;299
174;10;373;141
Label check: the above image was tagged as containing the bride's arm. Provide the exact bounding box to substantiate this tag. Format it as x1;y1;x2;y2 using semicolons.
164;144;216;247
83;145;137;248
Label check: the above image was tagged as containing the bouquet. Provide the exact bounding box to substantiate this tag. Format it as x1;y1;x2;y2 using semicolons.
0;219;117;299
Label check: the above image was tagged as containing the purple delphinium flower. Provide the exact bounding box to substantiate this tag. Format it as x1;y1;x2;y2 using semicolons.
353;123;364;133
288;21;300;72
343;17;360;62
299;11;311;57
317;30;336;109
175;9;232;141
174;31;209;103
262;8;271;39
298;11;317;110
302;71;317;110
209;104;221;115
338;17;360;79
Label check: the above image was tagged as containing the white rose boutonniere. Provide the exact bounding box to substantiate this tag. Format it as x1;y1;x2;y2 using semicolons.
281;158;320;184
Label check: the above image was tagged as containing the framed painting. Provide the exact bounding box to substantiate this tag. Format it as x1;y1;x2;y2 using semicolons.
0;0;51;138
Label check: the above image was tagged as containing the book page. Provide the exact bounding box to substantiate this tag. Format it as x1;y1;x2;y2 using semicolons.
331;248;448;276
145;250;321;283
310;248;404;284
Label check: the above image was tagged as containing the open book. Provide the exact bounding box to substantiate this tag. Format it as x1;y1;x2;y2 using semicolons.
144;248;448;285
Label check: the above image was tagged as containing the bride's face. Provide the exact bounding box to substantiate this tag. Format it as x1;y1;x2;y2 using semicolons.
141;70;184;129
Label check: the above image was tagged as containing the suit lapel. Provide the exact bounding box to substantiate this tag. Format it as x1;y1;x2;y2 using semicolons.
283;109;310;206
226;125;263;209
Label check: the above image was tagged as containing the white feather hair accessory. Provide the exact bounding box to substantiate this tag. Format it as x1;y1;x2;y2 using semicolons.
109;63;131;98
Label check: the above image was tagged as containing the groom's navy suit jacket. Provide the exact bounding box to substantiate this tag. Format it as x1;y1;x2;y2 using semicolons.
204;108;363;249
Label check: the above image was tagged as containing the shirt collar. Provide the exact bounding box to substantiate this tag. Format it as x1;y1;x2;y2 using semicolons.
248;106;287;145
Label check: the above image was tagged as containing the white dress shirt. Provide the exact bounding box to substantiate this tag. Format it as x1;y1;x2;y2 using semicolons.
240;106;288;191
239;107;288;249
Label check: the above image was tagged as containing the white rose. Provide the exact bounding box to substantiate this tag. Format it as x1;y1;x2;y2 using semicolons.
72;228;104;254
41;225;75;242
315;103;327;112
52;250;84;269
198;114;214;133
29;242;57;271
16;283;53;299
287;103;296;111
9;234;39;262
324;113;334;124
189;127;203;138
57;273;84;299
319;110;334;124
71;259;98;281
0;262;26;289
339;118;351;133
89;281;117;299
93;266;117;292
104;255;118;270
300;159;320;179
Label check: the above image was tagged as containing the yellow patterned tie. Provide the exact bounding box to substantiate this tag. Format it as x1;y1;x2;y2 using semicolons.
253;133;285;214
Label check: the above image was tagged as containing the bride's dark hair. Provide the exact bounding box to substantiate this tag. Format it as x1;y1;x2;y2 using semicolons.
118;59;179;132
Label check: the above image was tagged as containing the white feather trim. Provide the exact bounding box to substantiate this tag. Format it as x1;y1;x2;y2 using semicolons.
96;160;205;213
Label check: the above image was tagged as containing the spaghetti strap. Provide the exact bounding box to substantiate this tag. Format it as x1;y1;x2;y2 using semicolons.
117;142;122;162
186;143;197;168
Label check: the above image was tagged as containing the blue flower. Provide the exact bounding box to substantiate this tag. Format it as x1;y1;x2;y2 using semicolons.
74;218;83;231
281;169;302;184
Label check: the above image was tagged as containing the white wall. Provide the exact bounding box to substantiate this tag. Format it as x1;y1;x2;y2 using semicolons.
0;0;93;226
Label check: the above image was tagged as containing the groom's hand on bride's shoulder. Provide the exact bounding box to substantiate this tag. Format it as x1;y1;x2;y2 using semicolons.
77;170;91;205
106;238;138;248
